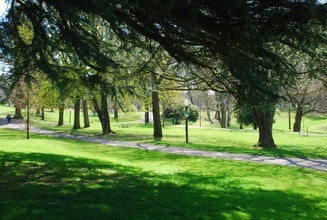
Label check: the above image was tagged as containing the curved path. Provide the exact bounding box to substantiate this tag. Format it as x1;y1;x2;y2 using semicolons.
1;119;327;172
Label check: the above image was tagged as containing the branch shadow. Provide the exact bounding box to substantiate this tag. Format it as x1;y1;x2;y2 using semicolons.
0;151;326;219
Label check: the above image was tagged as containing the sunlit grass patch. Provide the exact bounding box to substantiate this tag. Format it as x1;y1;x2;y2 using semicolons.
0;128;326;219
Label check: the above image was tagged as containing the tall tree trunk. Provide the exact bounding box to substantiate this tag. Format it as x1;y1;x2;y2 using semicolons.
41;106;45;120
14;106;24;119
220;106;227;128
144;101;150;124
113;105;119;121
215;109;221;122
92;95;112;135
227;109;231;127
26;89;30;140
253;107;276;148
93;97;103;125
151;72;162;140
288;103;292;130
152;90;162;139
206;107;213;124
101;94;112;135
215;103;227;128
293;105;303;132
215;92;233;128
82;99;90;128
145;111;150;124
73;99;81;129
58;102;65;126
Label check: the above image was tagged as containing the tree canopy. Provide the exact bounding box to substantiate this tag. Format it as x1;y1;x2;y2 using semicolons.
1;0;326;147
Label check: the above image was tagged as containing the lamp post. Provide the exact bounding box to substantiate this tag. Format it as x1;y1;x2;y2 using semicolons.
184;100;189;143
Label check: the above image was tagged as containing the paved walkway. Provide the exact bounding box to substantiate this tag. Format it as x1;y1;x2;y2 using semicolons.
1;119;327;172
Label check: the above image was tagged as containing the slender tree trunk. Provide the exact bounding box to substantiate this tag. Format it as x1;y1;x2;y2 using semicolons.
227;109;231;128
220;107;227;128
253;107;276;148
145;111;150;124
215;92;232;128
82;99;90;128
240;123;243;129
215;109;221;122
58;102;65;126
41;106;45;120
144;102;150;124
93;97;103;125
216;103;227;128
152;90;162;139
92;95;112;135
26;89;30;140
151;72;162;140
288;103;292;130
73;99;81;129
113;105;119;121
206;107;213;124
293;105;303;132
101;94;112;135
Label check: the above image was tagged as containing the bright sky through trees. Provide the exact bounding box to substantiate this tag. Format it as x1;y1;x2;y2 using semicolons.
0;0;8;18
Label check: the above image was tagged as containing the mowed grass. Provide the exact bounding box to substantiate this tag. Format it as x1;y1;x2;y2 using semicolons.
0;105;14;116
0;128;326;219
28;109;327;159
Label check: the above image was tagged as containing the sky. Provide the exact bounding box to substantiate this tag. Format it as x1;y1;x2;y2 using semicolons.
0;0;9;18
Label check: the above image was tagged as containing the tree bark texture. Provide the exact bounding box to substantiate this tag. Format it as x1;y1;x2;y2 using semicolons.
152;90;162;139
14;107;24;119
144;102;150;124
92;95;112;135
41;106;45;120
101;94;112;135
253;107;276;148
145;111;150;124
73;99;81;129
58;102;65;126
26;90;30;140
113;105;119;121
215;93;233;128
82;99;90;128
293;105;303;132
206;107;213;124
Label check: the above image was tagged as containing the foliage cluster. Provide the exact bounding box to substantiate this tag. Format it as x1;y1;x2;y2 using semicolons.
163;105;199;125
0;1;326;147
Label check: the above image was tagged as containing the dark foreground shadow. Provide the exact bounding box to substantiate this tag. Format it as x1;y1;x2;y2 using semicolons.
0;151;326;220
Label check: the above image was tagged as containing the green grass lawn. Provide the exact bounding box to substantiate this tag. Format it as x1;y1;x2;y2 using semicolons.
0;128;326;219
0;105;15;116
23;109;327;159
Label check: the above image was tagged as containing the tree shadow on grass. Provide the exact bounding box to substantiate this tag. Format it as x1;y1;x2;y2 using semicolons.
0;151;326;219
260;145;327;159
